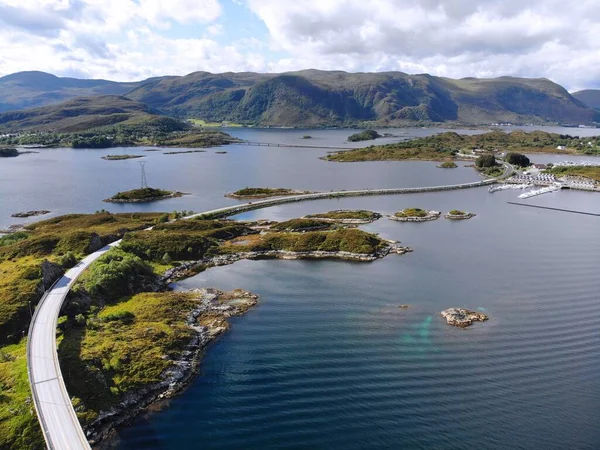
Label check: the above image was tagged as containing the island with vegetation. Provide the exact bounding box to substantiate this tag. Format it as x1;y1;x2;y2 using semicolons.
391;208;441;222
326;130;600;163
304;210;382;224
104;187;184;203
441;308;489;328
445;210;476;220
348;129;381;142
101;154;144;160
226;187;313;199
437;161;458;168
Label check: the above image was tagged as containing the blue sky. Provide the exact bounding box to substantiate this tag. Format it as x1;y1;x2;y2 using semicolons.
0;0;598;90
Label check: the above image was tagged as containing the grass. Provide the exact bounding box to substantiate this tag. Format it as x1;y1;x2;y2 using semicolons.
219;228;387;255
394;208;429;218
271;218;331;232
546;166;600;182
448;210;466;216
58;291;198;423
0;231;29;247
305;210;380;221
0;339;45;450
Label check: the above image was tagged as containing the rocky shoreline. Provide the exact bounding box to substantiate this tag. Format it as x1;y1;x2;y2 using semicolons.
85;288;258;446
161;243;412;284
390;210;441;222
441;308;488;327
11;210;50;218
226;189;314;199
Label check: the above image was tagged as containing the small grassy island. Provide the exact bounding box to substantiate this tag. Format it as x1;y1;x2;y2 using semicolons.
348;129;381;142
304;210;382;223
104;187;184;203
226;187;312;199
327;130;598;163
391;208;441;222
437;161;458;168
302;135;313;139
101;154;144;160
445;210;476;220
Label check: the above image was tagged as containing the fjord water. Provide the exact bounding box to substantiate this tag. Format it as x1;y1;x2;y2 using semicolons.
3;127;600;449
111;187;600;450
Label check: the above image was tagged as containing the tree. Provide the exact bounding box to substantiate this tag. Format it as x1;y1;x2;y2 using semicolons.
505;152;530;167
475;154;497;168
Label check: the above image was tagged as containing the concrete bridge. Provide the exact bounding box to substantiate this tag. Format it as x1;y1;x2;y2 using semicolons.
27;162;513;450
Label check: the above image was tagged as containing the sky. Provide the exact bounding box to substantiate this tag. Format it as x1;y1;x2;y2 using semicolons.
0;0;598;90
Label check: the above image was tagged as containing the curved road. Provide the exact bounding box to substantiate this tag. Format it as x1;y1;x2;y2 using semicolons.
27;164;513;450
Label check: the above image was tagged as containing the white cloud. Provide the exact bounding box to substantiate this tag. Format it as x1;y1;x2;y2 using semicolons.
246;0;600;90
1;0;600;90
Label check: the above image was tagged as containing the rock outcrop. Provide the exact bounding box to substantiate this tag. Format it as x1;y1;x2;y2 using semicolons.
441;308;488;328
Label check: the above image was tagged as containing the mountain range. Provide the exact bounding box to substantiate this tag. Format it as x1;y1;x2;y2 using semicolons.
0;70;598;129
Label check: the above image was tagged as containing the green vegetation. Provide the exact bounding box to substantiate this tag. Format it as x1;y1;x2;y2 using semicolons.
271;218;331;232
58;291;199;423
546;166;600;182
394;208;429;218
0;211;163;449
228;187;305;198
327;131;600;163
475;154;497;168
504;152;530;167
302;135;312;139
0;340;45;450
437;161;458;168
348;129;381;142
305;210;380;221
105;188;180;203
448;210;466;216
102;154;144;160
78;249;154;299
220;228;387;255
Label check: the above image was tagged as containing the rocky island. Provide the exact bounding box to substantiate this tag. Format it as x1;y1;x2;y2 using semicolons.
445;210;476;220
226;187;313;199
304;210;382;224
104;187;184;203
0;148;19;157
391;208;441;222
441;308;489;328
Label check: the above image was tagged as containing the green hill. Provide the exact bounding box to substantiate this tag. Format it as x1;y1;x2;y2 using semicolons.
127;70;599;126
571;89;600;110
0;71;147;112
0;95;165;132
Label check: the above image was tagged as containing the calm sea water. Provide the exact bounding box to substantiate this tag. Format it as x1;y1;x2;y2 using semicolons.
3;127;600;449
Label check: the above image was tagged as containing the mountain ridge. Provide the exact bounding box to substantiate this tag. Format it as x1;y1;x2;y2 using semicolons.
0;70;598;127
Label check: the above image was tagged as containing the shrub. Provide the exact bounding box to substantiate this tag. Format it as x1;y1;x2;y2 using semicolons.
475;154;497;168
505;152;530;167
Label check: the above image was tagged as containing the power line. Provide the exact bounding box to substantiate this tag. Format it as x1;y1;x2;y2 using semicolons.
139;161;148;188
